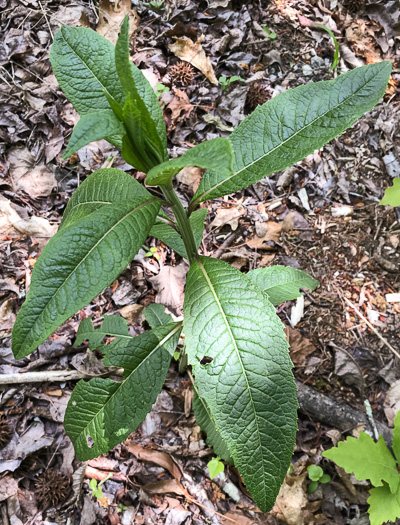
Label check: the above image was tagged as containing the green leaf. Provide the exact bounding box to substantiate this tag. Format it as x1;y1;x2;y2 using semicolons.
393;411;400;465
183;257;297;512
380;178;400;207
145;138;234;187
192;62;392;205
75;315;131;350
308;480;318;493
63;111;125;159
307;465;323;481
319;474;331;484
12;197;160;359
193;391;232;463
368;484;400;525
149;209;208;258
60;168;150;231
65;322;182;460
207;457;225;479
246;265;319;306
323;432;399;494
143;303;172;328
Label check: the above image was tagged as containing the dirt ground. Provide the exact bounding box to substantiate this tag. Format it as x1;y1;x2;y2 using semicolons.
0;0;399;524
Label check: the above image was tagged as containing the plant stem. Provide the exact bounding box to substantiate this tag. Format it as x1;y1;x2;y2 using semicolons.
161;183;198;263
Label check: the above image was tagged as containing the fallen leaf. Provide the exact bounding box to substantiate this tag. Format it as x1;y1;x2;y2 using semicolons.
126;442;182;481
8;148;57;198
210;207;246;231
245;213;295;249
0;475;18;502
169;35;218;85
119;304;144;323
85;465;126;482
176;166;202;195
149;261;188;316
165;90;194;132
142;479;187;496
270;472;309;525
285;326;316;366
97;0;140;45
384;378;400;426
0;298;16;331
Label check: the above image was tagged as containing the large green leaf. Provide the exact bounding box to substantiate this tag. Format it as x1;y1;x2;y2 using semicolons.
380;178;400;207
246;265;319;306
183;256;297;511
75;315;131;351
192;62;391;205
144;303;173;328
193;391;232;463
60;168;150;231
368;484;400;525
65;321;182;460
12;197;160;359
150;209;208;258
63;111;125;159
323;432;399;494
145;138;234;187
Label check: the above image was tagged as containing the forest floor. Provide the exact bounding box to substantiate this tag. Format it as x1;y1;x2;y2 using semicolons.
0;0;399;524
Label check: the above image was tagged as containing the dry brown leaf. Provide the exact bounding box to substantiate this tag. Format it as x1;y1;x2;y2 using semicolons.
0;298;16;331
149;261;188;316
285;326;316;366
210;207;246;231
0;475;18;502
119;303;144;323
8;148;57;198
169;35;218;85
270;472;309;525
245;213;295;249
176;166;202;195
142;479;186;496
85;464;126;482
97;0;140;45
126;442;182;481
165;90;194;132
384;378;400;426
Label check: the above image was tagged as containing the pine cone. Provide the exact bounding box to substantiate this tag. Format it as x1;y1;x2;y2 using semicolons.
170;62;195;86
246;82;270;111
345;0;364;13
35;470;70;508
0;417;12;448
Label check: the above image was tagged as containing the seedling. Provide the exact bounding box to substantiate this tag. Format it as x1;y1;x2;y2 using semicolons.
219;75;244;91
207;457;225;479
11;15;391;513
380;178;400;207
149;1;164;9
262;26;277;39
89;473;112;500
307;465;330;493
156;82;170;97
323;412;400;525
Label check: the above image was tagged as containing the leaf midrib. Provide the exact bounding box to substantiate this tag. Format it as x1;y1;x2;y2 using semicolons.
197;259;267;497
23;198;157;349
195;68;381;202
75;323;182;444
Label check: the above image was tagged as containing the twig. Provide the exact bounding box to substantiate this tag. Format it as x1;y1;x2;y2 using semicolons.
213;231;240;258
0;368;123;385
342;296;400;359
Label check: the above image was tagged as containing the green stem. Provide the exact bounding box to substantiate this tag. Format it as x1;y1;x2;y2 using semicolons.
161;183;198;263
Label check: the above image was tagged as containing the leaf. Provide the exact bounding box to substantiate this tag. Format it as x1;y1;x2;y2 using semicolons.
393;411;400;465
12;197;160;359
75;315;131;350
97;0;139;45
149;209;208;258
183;257;297;512
246;265;319;306
149;261;188;316
145;138;234;187
207;457;225;479
322;432;399;494
65;322;182;460
368;484;400;525
380;178;400;207
144;303;173;328
193;391;232;463
192;62;392;205
63;111;125;159
307;465;323;481
169;35;218;85
59;168;150;231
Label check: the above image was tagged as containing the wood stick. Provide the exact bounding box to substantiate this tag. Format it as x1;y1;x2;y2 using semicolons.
0;368;123;385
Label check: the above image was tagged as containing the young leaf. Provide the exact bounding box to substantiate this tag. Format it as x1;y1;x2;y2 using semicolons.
75;316;131;351
12;197;160;359
183;257;297;512
368;484;400;525
149;209;208;258
145;138;234;187
322;432;399;494
63;111;125;159
60;168;150;231
193;391;232;463
192;62;391;205
144;303;173;328
246;265;319;306
307;465;323;481
65;322;182;460
380;178;400;207
207;457;225;479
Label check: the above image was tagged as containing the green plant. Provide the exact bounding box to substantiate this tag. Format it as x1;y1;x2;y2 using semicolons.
207;456;225;479
323;413;400;525
156;82;170;97
307;465;331;493
219;75;244;91
89;473;112;500
380;178;400;207
262;26;277;39
11;15;391;513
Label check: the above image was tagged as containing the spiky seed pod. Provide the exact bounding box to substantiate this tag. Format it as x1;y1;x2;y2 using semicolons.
35;470;70;508
246;82;270;111
345;0;364;13
0;417;12;448
170;62;195;86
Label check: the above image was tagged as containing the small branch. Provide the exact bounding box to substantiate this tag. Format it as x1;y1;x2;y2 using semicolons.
0;368;124;385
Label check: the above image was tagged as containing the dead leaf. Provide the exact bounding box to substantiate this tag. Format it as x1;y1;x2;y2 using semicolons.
0;298;16;331
149;262;188;316
285;326;316;366
176;166;202;195
210;207;246;231
0;475;18;502
126;442;182;481
142;479;186;496
245;213;295;249
384;378;400;426
169;35;218;85
97;0;140;45
119;304;144;324
270;472;309;525
165;90;194;132
85;465;126;482
8;148;57;198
